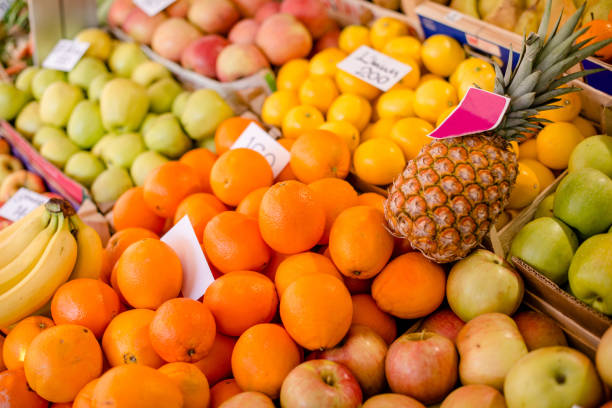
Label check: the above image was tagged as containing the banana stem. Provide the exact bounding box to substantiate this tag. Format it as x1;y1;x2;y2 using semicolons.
45;198;76;217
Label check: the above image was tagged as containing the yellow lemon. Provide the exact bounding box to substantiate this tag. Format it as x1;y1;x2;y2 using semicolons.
335;70;382;101
370;17;409;50
299;75;339;113
520;159;556;190
339;25;371;53
389;117;434;160
319;120;360;152
382;35;422;65
261;90;300;127
518;139;538;160
453;59;496;99
449;57;494;88
361;118;397;141
435;105;457;127
376;89;415;119
421;34;465;77
537;87;582;122
536;122;584;170
282;105;325;139
419;73;443;85
309;48;347;77
277;59;310;92
394;56;420;89
353;138;406;185
414;79;458;124
327;93;372;131
507;162;540;209
571;116;597;137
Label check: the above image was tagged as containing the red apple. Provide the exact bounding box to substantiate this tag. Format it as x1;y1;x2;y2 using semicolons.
42;192;62;199
255;13;312;65
151;17;201;62
108;0;134;27
233;0;270;17
228;19;260;45
363;393;426;408
0;170;46;201
280;360;362;408
188;0;240;34
216;44;269;82
0;153;23;186
420;308;465;343
166;0;190;17
440;384;506;408
310;325;388;397
254;1;280;23
513;311;567;351
280;0;334;38
385;331;458;405
122;8;167;45
181;35;229;78
0;138;10;155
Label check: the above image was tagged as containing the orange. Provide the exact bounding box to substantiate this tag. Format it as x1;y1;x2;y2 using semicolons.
262;251;292;282
215;117;263;155
159;362;210;408
150;298;216;363
327;93;372;132
536;122;584;169
275;252;342;297
507;162;540;210
101;227;159;284
179;148;218;193
24;324;103;403
193;333;236;386
383;35;422;65
414;79;458;124
0;368;48;408
210;379;242;408
102;309;164;368
0;336;4;371
338;25;370;53
290;129;351;183
259;180;326;254
370;17;409;50
2;315;55;370
261;90;300;127
280;273;353;350
112;187;165;234
390;117;434;160
299;75;339;113
73;378;98;408
231;323;301;398
309;48;347;77
143;161;203;218
203;211;271;273
209;148;274;206
173;193;228;242
319;120;360;152
276;59;310;92
376;89;415;119
282;105;325;139
204;270;278;336
335;70;381;101
92;364;183;408
219;391;275;407
308;177;359;244
520;159;555;190
361;118;397;141
343;275;373;295
275;138;297;182
115;239;182;309
51;402;74;407
371;252;446;319
357;192;386;213
329;206;394;279
351;294;397;345
51;278;120;338
537;87;582;122
420;34;465;77
236;187;268;219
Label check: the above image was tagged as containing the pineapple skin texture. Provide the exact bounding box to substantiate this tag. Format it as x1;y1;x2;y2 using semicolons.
385;135;518;263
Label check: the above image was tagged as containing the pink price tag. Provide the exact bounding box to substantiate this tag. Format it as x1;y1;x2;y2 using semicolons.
428;87;510;140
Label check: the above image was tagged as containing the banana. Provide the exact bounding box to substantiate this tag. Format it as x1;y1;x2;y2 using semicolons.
68;215;103;280
0;205;49;268
0;213;59;294
0;212;77;328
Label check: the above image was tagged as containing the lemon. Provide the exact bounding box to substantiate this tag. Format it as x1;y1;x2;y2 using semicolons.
369;17;409;50
339;25;371;53
394;56;420;89
327;93;372;131
421;34;465;77
571;116;597;137
335;70;381;101
537;87;582;122
518;139;538;160
277;59;310;92
419;73;443;85
414;79;458;124
361;118;397;141
309;48;347;77
382;36;422;65
389;117;434;160
520;159;555;190
282;105;325;139
320;120;360;152
299;75;339;113
507;162;541;209
450;57;493;88
435;105;457;127
376;89;415;119
261;90;300;127
353;138;406;185
536;122;584;170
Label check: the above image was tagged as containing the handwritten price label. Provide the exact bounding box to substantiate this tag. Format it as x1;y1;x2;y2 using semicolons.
0;0;15;19
42;39;89;72
231;123;290;178
336;45;412;91
0;188;49;222
134;0;176;16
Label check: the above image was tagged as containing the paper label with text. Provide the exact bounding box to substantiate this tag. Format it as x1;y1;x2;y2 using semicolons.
466;34;502;57
337;45;412;91
42;40;89;72
231;123;290;178
0;188;49;222
0;0;15;19
445;11;462;22
134;0;176;16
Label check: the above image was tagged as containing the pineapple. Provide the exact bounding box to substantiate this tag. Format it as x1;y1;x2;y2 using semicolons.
384;0;612;263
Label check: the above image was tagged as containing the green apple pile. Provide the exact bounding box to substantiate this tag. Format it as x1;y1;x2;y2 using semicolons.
0;28;234;205
510;134;612;315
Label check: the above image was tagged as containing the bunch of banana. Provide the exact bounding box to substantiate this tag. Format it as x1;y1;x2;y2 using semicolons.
0;198;103;328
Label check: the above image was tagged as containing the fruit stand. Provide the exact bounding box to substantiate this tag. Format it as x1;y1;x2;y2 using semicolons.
0;0;611;407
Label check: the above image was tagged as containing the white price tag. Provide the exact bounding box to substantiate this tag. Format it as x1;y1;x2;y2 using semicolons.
445;11;462;22
161;216;215;300
42;39;89;72
134;0;176;16
0;188;49;222
231;123;290;178
337;45;412;92
0;0;15;19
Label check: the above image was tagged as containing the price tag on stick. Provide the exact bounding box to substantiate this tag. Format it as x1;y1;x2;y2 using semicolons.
134;0;176;16
42;39;89;72
231;123;291;178
336;45;413;91
0;188;49;222
0;0;15;19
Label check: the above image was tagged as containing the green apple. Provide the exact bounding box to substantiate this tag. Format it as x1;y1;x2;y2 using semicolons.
131;61;171;87
108;42;148;77
596;326;612;388
130;150;168;186
100;78;149;132
0;83;29;120
568;233;612;315
92;133;119;157
68;57;109;89
15;101;42;139
31;69;66;100
40;135;80;169
533;194;555;219
140;113;159;135
198;136;216;152
172;91;191;118
510;217;578;285
584;0;612;22
88;72;114;101
15;66;40;98
75;28;112;61
33;126;66;150
181;89;234;140
504;347;603;408
568;135;612;178
39;82;84;127
67;100;105;149
147;78;182;114
102;132;145;169
447;249;524;322
91;166;134;204
64;151;105;187
144;114;192;159
554;168;612;238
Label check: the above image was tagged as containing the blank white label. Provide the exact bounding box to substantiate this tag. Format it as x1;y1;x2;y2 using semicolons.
336;45;412;91
134;0;176;16
0;188;49;222
231;123;290;178
42;39;89;72
0;0;15;19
